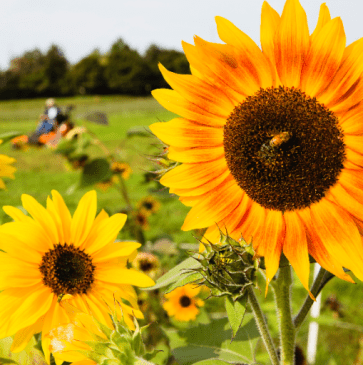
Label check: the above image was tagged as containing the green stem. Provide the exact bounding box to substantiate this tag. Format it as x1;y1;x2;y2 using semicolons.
274;264;295;365
247;285;279;365
293;266;327;330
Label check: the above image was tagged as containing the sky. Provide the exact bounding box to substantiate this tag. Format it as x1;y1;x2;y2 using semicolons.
0;0;362;70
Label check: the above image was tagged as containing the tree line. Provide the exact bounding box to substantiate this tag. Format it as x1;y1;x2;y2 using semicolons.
0;39;190;99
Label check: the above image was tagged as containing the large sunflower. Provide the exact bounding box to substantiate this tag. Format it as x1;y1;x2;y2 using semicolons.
0;190;154;362
150;0;363;293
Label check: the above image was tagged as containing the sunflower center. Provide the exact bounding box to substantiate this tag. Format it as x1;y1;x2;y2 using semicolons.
143;202;153;210
223;86;346;211
179;295;192;307
139;259;154;272
39;243;95;296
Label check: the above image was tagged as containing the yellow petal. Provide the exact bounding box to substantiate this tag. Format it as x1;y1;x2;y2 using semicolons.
21;194;59;246
92;241;140;263
83;213;127;254
47;196;65;245
167;145;225;163
274;0;310;87
310;3;331;43
71;190;97;247
3;206;31;222
96;267;155;287
51;190;72;244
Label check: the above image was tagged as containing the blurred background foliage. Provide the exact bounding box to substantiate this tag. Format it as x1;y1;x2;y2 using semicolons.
0;40;189;100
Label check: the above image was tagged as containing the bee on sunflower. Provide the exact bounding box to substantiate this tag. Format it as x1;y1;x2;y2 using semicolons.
150;0;363;295
163;284;205;322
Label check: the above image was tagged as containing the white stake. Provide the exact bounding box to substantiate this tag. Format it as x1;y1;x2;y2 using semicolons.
307;263;322;364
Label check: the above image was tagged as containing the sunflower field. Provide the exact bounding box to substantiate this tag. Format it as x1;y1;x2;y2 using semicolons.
2;1;363;364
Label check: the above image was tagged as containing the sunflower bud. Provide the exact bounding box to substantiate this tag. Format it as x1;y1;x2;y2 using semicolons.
195;232;259;300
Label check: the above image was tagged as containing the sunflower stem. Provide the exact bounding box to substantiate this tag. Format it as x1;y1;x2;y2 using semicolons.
247;285;279;365
274;262;295;365
293;266;327;330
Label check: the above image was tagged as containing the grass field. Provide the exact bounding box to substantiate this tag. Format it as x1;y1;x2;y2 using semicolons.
1;95;363;364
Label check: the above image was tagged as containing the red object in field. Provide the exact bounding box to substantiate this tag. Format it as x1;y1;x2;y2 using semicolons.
38;132;56;145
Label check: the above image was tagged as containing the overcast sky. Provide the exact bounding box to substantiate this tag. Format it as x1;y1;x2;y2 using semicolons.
0;0;361;70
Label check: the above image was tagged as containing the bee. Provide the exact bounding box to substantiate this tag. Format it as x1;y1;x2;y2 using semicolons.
269;131;292;148
258;131;292;165
57;293;65;303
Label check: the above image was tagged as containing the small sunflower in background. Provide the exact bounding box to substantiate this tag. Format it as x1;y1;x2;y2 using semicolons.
0;190;154;361
163;284;205;322
137;196;161;216
133;252;160;279
150;0;363;293
0;153;16;189
111;161;132;180
95;175;119;192
134;210;149;230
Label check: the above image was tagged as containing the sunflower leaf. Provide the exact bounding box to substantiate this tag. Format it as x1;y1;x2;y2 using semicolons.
0;358;19;364
143;257;201;291
79;158;112;188
165;271;204;294
225;294;248;339
164;315;260;365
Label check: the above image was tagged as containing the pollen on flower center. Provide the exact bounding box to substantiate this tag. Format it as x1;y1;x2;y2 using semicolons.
39;243;95;296
223;86;346;211
179;295;192;307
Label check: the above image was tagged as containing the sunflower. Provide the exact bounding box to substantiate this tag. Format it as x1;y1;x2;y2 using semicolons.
0;153;16;189
134;210;149;230
133;252;160;278
111;162;132;180
95;175;119;191
136;196;161;216
163;284;204;322
0;190;155;362
150;0;363;294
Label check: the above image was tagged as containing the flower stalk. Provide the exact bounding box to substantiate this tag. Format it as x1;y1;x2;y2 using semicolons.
247;285;279;365
274;262;295;365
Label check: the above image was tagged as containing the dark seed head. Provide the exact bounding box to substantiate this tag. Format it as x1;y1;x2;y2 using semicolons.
39;243;95;296
179;295;192;308
223;86;346;211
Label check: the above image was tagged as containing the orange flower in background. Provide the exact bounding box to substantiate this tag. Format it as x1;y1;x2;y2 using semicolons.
0;190;154;361
111;161;132;180
150;0;363;293
163;284;204;322
137;196;161;216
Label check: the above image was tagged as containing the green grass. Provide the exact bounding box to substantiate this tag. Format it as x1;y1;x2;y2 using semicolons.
1;95;363;364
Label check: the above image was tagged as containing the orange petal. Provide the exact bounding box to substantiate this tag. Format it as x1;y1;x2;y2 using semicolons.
150;118;223;148
274;0;310;87
260;1;281;82
310;3;331;43
344;135;363;154
262;210;285;290
345;148;363;169
215;16;274;88
309;198;363;281
159;64;235;116
283;211;311;295
152;89;227;127
300;18;345;97
297;207;354;282
181;176;243;230
167;145;225;163
340;108;363;135
319;38;363;111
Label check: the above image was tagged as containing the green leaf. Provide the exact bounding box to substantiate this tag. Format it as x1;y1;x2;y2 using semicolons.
165;271;204;294
193;360;234;365
79;158;112;188
54;137;77;156
164;315;260;365
225;295;248;339
143;257;201;291
0;131;23;144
